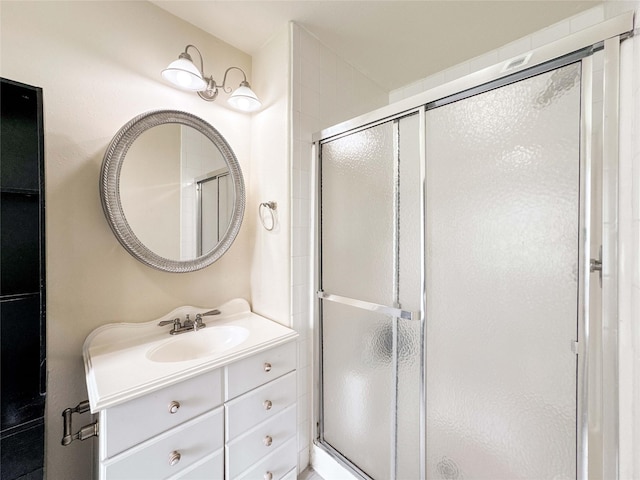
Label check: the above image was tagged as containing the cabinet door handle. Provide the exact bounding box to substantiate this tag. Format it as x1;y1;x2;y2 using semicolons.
168;401;180;414
263;362;272;372
169;450;181;466
264;472;273;480
263;435;273;447
263;400;273;410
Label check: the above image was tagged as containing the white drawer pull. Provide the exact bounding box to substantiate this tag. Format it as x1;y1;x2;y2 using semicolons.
168;401;180;414
263;435;273;447
264;472;273;480
169;450;181;466
263;362;272;372
263;400;273;410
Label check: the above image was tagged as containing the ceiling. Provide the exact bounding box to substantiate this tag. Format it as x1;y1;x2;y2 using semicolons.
152;0;601;92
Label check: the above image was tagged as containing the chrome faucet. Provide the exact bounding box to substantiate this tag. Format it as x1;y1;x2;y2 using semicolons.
158;317;183;335
158;309;222;335
194;309;221;331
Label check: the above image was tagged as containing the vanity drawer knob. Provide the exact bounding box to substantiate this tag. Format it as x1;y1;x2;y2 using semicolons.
263;400;273;410
263;435;273;447
169;450;181;466
168;401;180;414
263;362;272;372
264;472;273;480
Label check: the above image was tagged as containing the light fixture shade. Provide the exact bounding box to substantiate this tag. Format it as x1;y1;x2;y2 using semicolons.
228;85;262;112
162;58;207;91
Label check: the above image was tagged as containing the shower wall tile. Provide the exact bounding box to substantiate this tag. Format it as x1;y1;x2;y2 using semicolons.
443;62;471;83
570;5;605;33
290;21;388;473
531;20;572;48
498;36;533;62
468;50;500;74
401;80;428;100
388;4;633;103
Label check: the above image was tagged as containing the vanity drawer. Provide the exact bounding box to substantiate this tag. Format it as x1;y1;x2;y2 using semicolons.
169;449;224;480
225;404;297;478
234;436;297;480
103;369;222;458
102;407;223;480
225;371;296;440
225;341;296;400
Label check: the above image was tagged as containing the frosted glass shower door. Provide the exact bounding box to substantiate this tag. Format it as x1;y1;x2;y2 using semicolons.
319;113;422;480
425;63;582;479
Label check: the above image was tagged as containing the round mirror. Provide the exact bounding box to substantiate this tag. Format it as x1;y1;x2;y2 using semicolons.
100;110;245;272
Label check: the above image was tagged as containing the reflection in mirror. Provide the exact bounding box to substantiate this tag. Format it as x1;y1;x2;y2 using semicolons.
120;124;232;261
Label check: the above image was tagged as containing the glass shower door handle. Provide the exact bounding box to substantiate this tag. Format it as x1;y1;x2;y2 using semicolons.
317;291;416;320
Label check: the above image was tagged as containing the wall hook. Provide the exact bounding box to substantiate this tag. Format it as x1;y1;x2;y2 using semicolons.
259;201;277;231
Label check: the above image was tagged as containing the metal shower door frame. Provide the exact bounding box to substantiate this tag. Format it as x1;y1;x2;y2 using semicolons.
312;12;632;480
315;110;424;480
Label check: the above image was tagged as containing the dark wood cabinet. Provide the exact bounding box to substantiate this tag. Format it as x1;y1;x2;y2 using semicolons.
1;78;46;480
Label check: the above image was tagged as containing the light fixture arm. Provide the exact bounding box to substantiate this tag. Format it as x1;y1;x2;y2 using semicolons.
219;67;250;94
182;45;206;76
198;66;251;102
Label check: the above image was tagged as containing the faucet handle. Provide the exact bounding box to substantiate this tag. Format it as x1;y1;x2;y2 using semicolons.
194;313;206;331
202;309;221;316
158;318;181;329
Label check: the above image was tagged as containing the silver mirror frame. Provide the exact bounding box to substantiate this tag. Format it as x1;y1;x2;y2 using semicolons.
100;110;245;273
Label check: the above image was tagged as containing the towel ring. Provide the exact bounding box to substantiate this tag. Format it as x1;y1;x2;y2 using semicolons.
259;201;277;231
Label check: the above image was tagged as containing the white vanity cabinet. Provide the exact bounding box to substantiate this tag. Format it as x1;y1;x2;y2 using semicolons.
83;299;299;480
94;341;297;480
224;341;298;480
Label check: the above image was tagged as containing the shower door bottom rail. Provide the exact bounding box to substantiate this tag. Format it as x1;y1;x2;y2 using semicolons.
317;291;416;320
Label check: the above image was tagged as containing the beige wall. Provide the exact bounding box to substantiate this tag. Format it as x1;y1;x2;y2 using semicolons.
249;25;291;324
0;2;254;478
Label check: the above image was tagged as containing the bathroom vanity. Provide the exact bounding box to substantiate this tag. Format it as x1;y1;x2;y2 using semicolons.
83;299;298;480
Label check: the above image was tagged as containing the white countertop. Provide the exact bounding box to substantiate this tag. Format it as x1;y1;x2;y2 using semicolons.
83;298;298;412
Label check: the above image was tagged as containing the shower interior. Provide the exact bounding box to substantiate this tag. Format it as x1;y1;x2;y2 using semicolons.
314;15;631;480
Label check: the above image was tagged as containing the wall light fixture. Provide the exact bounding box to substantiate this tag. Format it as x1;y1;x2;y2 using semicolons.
162;44;261;113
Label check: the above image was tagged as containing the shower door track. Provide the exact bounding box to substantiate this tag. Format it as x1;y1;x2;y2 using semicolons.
314;11;633;480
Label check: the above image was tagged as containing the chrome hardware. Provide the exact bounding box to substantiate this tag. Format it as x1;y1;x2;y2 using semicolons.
158;318;183;335
263;362;272;372
61;400;99;446
317;291;416;320
160;310;221;335
572;341;583;355
193;314;206;331
263;400;273;410
193;309;221;331
259;201;278;231
590;245;603;287
263;435;273;446
168;401;180;414
264;472;273;480
169;450;181;466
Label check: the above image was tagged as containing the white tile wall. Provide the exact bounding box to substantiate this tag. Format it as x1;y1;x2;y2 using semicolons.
618;7;640;478
289;22;388;473
390;4;613;103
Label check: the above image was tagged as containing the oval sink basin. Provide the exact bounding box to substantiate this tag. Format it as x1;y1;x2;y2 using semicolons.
146;326;250;363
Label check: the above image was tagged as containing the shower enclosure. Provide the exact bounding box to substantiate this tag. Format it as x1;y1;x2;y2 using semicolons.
314;14;632;480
